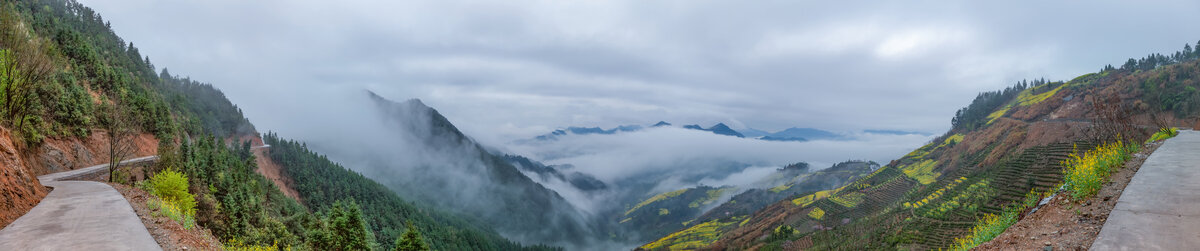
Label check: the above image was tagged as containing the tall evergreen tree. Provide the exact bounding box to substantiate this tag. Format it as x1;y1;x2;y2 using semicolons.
393;221;430;251
309;200;373;251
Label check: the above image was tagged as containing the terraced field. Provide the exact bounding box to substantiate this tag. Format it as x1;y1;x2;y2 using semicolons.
689;135;1101;251
980;142;1092;215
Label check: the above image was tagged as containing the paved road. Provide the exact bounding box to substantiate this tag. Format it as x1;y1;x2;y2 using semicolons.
1093;130;1200;250
0;157;162;251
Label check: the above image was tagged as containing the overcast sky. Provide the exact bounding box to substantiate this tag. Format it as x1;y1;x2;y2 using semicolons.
80;0;1200;144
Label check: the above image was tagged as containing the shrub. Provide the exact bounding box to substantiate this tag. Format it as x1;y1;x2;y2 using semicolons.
224;238;290;251
148;169;197;216
1146;127;1179;143
148;197;196;229
1062;141;1139;200
948;190;1046;250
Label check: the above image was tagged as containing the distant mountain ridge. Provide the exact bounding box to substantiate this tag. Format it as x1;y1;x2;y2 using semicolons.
758;127;840;141
534;125;643;141
684;123;745;137
502;154;608;191
525;121;866;142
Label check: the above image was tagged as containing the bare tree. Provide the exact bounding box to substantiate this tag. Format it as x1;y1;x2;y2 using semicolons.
104;98;138;182
1149;112;1177;134
1088;95;1144;143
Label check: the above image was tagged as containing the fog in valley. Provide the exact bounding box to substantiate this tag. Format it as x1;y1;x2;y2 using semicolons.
75;0;1200;249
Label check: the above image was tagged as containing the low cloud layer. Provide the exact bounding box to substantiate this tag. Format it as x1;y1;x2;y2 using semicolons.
507;127;929;183
502;127;932;216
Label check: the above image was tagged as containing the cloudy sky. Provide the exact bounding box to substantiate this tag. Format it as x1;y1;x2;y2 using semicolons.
80;0;1200;144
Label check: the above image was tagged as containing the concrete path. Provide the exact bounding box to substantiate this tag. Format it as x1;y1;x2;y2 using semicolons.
1093;130;1200;250
0;158;162;251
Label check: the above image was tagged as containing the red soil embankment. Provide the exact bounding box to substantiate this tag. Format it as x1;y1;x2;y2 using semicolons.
0;127;45;229
30;130;157;176
1;128;158;229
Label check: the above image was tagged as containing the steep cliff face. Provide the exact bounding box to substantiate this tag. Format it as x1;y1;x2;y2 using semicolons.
0;127;46;228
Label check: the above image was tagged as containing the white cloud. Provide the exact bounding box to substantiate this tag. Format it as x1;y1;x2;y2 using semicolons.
505;127;932;183
875;27;972;59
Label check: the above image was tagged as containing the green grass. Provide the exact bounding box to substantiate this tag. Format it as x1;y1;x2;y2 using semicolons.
830;192;866;208
147;169;196;216
769;184;792;193
921;179;993;219
808;207;826;220
1016;84;1064;106
904;176;964;209
903;142;937;159
627;188;689;216
900;159;940;185
1146;127;1179;143
948;190;1046;250
640;218;742;250
147;197;196;229
942;134;965;146
223;238;291;251
986;106;1010;124
791;189;835;206
689;187;734;208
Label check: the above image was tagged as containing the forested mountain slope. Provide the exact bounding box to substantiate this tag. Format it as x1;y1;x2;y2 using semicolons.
643;42;1200;250
264;132;559;250
0;0;562;250
346;92;597;247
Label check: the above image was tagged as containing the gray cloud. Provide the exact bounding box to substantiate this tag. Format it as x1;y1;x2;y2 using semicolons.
81;0;1200;144
505;128;926;183
75;0;1200;247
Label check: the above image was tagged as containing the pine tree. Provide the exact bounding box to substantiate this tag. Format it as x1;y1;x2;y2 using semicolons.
309;200;372;251
394;221;430;251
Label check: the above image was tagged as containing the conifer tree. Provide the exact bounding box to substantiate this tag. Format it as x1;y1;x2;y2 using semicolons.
394;221;430;251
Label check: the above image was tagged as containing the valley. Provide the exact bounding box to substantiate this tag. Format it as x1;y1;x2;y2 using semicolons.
1;1;1199;251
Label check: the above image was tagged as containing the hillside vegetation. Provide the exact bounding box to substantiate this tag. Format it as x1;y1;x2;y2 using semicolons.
630;161;875;249
643;41;1200;250
264;132;558;251
0;0;560;250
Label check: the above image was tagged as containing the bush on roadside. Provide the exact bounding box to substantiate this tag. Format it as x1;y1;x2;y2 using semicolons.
1146;127;1179;143
948;190;1047;250
1062;141;1139;201
148;168;197;216
148;197;196;229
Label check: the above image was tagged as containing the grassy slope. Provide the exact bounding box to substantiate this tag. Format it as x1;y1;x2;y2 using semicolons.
646;47;1200;250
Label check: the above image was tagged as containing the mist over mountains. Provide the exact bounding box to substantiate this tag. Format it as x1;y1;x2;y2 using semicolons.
498;119;932;245
259;88;932;249
283;91;602;248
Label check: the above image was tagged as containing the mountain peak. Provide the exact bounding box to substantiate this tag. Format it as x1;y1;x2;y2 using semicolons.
707;123;745;138
367;90;428;109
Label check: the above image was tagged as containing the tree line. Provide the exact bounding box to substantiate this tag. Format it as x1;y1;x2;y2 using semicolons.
264;132;561;251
